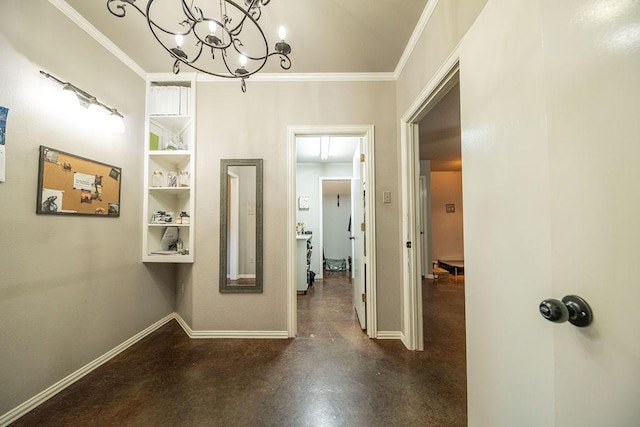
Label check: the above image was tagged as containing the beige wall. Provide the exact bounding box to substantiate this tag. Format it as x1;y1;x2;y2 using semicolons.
0;0;175;415
396;0;488;118
182;80;401;332
430;171;463;262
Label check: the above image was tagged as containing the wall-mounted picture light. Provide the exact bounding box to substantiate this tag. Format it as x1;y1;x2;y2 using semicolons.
40;70;125;134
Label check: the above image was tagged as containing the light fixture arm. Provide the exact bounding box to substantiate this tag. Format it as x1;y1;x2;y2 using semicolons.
39;71;123;118
107;0;292;92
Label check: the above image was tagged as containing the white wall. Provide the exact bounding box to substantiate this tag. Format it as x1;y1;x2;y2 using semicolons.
430;171;463;261
322;180;352;262
0;0;175;416
296;163;351;275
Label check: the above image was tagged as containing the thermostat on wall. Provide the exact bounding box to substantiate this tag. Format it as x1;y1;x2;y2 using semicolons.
298;196;310;210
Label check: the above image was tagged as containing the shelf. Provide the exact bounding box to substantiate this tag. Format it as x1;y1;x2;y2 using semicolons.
149;150;191;158
144;253;194;264
149;187;190;194
150;115;190;130
144;78;195;264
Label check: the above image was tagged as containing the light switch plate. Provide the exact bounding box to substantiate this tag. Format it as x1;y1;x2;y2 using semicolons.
383;191;391;203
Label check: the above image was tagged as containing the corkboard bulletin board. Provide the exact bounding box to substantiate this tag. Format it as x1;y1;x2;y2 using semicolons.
36;146;121;216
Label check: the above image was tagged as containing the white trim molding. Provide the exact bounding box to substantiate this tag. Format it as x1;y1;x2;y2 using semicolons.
0;313;175;427
174;314;288;339
376;331;404;340
195;72;396;83
394;0;440;79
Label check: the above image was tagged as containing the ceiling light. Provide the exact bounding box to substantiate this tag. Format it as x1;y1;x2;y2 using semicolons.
107;0;293;93
320;137;330;160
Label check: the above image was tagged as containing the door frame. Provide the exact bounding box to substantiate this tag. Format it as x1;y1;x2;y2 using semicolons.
400;51;459;351
287;125;377;338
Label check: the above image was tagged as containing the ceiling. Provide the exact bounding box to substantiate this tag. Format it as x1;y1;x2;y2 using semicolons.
419;82;462;171
297;136;359;164
63;0;430;75
57;1;461;168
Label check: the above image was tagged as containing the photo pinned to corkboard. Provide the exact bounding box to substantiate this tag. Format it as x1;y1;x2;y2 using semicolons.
36;146;121;217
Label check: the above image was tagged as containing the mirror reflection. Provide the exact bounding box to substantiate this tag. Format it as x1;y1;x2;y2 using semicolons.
220;159;263;293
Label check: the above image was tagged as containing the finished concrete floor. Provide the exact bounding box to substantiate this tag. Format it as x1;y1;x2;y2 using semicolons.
13;271;466;426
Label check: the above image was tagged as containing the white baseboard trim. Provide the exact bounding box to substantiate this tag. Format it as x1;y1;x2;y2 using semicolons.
174;313;289;339
376;331;404;340
0;313;175;427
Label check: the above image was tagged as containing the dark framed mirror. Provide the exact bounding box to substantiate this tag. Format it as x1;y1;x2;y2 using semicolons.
219;159;263;293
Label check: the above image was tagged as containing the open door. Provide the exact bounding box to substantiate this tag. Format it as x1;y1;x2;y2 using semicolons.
458;0;640;424
351;141;366;329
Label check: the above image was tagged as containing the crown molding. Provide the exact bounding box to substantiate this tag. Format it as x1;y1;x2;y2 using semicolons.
48;0;147;79
394;0;440;79
193;72;396;83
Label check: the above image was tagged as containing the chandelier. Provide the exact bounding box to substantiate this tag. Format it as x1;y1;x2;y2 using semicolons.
107;0;292;92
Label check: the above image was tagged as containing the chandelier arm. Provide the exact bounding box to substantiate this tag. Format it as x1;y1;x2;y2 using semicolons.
107;0;145;18
146;1;194;38
266;52;292;70
180;0;200;23
231;38;268;71
224;0;262;36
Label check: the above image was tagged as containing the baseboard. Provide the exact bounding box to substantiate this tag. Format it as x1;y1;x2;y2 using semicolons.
376;331;404;340
0;313;175;427
174;313;289;339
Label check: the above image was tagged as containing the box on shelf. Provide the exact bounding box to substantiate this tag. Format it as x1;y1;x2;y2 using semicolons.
149;86;190;116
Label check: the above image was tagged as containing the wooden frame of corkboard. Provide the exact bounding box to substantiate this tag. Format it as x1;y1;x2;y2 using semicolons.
36;145;122;217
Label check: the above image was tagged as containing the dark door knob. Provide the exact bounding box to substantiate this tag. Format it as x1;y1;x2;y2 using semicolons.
539;295;593;327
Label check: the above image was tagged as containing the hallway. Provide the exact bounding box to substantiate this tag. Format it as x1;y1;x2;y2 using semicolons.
12;273;466;426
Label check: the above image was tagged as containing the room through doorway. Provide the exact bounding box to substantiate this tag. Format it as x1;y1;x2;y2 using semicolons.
287;126;377;338
295;136;362;332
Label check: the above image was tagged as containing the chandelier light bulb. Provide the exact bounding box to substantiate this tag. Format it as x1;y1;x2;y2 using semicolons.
175;34;184;48
209;21;217;34
279;25;286;40
239;55;248;67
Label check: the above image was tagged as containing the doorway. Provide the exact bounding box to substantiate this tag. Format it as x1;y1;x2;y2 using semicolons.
287;125;377;338
400;58;461;351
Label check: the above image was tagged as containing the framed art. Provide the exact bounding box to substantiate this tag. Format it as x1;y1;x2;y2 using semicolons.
298;195;310;210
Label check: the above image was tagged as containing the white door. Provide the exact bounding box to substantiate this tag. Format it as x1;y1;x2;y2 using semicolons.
351;143;366;329
460;0;640;425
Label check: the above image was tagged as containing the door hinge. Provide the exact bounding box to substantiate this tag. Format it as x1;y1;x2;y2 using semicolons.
362;293;367;303
361;223;366;231
406;241;412;248
360;153;365;162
